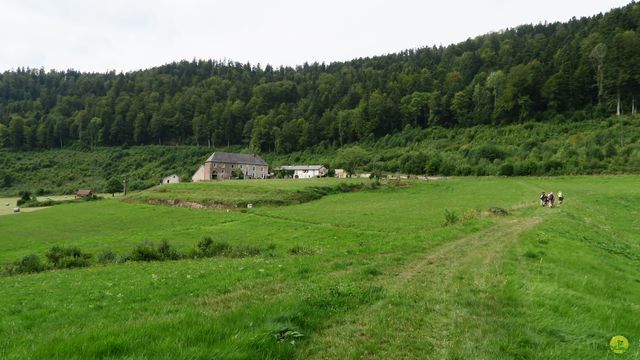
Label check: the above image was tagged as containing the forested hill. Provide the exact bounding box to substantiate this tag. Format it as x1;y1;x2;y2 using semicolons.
1;3;640;153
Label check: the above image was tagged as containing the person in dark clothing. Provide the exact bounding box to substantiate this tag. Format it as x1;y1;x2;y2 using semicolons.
540;192;547;206
548;192;555;208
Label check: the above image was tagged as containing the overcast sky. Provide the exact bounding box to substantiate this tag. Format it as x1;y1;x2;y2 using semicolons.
0;0;631;73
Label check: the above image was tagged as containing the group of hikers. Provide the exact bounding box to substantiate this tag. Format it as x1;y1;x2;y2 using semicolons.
539;191;564;208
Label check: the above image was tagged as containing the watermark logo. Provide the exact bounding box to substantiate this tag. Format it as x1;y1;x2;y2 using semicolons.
610;335;629;354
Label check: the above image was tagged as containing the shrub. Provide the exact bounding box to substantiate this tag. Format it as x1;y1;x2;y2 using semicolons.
515;160;539;176
130;240;182;261
35;188;50;196
105;177;123;196
473;144;507;162
197;236;231;257
16;191;33;206
443;209;459;226
0;172;12;188
288;245;315;255
426;156;442;175
3;254;45;275
98;249;117;264
500;163;514;176
46;246;92;269
130;241;163;261
158;240;180;260
229;244;262;258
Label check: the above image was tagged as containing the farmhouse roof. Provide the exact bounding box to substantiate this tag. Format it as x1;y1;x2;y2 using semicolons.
76;189;92;196
275;165;325;171
205;152;267;166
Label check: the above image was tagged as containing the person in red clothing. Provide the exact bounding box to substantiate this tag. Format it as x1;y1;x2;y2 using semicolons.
540;192;547;206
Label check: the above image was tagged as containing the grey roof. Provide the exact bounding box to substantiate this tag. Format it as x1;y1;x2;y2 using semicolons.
205;152;268;166
275;165;326;171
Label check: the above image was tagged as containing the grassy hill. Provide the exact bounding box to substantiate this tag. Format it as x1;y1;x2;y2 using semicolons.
1;176;639;358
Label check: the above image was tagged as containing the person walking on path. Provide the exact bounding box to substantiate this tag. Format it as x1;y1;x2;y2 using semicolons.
540;192;547;206
558;191;564;204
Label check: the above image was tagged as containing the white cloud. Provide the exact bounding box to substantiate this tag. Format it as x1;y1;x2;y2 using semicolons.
0;0;631;72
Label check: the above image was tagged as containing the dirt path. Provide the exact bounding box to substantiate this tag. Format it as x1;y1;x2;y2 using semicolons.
301;215;541;359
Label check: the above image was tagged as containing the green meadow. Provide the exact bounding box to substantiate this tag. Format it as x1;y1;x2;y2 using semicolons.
0;177;639;359
125;178;366;208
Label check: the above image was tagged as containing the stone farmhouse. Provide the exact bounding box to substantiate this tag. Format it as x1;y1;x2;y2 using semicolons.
192;152;268;181
275;165;328;179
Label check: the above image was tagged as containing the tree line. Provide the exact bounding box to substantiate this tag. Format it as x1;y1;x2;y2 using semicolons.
1;3;640;153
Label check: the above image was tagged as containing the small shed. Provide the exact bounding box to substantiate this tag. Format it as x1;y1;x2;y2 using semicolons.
162;174;181;184
334;169;348;178
76;189;93;198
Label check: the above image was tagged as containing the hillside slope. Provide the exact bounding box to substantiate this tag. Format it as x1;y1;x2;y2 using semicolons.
0;177;638;358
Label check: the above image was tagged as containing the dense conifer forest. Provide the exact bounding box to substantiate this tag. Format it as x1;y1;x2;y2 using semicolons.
1;3;640;195
1;3;640;153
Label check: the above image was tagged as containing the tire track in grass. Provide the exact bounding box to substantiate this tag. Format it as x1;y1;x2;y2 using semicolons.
301;214;541;359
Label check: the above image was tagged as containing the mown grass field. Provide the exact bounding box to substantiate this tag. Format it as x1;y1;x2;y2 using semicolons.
126;178;366;208
0;176;638;359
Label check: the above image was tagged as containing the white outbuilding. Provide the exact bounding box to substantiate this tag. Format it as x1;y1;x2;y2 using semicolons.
275;165;328;179
162;174;181;184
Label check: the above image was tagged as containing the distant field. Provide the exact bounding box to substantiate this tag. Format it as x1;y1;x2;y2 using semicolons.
0;176;639;358
0;194;121;217
0;195;76;216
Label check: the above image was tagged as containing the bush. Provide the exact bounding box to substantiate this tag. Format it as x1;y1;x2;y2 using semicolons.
130;240;182;261
45;246;92;269
473;144;507;162
105;177;123;196
500;163;514;176
196;236;231;257
130;241;163;261
16;191;32;206
443;209;459;226
98;249;117;264
288;245;315;255
515;160;539;176
35;188;50;196
3;254;45;275
0;172;12;188
229;244;262;258
158;240;180;260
